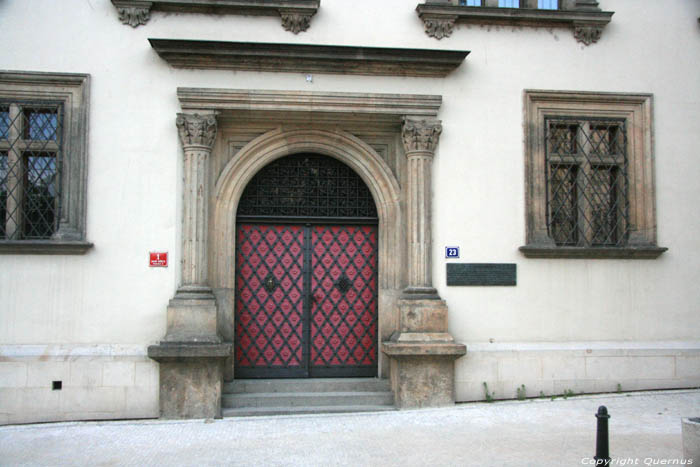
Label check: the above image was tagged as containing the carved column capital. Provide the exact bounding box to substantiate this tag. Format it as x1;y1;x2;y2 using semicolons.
573;23;604;45
401;117;443;156
421;15;457;40
280;9;315;34
176;113;218;151
112;1;152;28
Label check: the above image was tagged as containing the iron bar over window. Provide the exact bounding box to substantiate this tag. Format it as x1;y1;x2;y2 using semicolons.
545;117;629;247
237;153;377;221
0;101;63;240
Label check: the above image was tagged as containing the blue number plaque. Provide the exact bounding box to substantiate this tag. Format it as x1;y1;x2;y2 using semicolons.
445;246;460;259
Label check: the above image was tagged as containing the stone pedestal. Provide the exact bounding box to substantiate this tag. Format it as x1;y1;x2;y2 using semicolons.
383;298;466;408
384;335;466;408
148;344;230;419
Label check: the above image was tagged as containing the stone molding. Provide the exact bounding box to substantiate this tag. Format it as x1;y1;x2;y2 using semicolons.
177;89;443;119
111;0;319;32
415;2;613;45
149;39;469;78
0;71;91;250
176;113;217;150
522;90;666;259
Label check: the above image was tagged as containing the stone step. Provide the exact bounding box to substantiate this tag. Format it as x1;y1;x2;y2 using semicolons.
223;378;391;394
222;405;397;418
222;390;394;408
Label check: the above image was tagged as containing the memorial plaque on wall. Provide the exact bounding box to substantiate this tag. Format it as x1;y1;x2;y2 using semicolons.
446;263;516;286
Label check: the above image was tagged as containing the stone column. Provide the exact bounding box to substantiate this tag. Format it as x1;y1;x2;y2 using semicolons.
176;113;216;299
147;113;230;420
382;116;466;409
402;116;442;299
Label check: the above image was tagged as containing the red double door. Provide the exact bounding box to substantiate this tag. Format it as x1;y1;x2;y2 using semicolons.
234;224;378;378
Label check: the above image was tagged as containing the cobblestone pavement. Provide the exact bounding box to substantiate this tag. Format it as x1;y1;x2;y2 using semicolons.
1;390;698;467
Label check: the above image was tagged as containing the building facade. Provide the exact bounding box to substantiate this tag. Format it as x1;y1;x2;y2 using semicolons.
1;0;699;424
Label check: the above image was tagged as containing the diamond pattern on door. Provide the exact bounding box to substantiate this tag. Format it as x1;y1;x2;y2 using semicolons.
235;225;305;376
310;226;378;370
234;223;378;378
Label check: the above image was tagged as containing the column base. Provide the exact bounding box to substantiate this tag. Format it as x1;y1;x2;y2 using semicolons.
383;334;466;409
148;343;231;419
163;296;220;344
401;286;440;300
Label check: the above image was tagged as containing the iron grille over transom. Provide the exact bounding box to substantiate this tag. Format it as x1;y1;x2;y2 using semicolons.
0;101;63;240
545;117;629;247
237;153;377;220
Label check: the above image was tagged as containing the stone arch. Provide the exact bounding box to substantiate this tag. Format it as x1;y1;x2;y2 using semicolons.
211;127;403;376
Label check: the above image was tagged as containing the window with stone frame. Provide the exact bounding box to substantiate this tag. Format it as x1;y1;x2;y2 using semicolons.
458;0;559;8
521;90;667;259
0;71;92;254
418;0;612;45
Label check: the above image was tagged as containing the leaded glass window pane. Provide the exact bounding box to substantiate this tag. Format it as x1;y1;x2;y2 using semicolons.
0;153;7;238
545;117;629;247
538;0;558;9
0;101;62;240
24;107;59;140
499;0;519;7
0;106;9;139
459;0;482;6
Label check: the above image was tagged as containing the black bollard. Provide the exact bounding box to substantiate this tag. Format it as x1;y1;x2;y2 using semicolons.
594;406;611;466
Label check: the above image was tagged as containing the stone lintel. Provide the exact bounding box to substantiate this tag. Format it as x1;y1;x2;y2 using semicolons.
177;89;443;122
149;39;469;78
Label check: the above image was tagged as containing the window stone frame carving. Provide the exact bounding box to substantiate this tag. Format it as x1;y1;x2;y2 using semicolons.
0;71;92;255
111;0;320;33
521;90;667;259
416;0;613;45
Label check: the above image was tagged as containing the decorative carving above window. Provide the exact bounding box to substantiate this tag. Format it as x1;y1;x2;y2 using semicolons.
111;0;320;33
416;0;613;46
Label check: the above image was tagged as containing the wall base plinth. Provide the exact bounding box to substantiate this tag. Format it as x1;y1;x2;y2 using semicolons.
148;343;231;419
383;333;466;409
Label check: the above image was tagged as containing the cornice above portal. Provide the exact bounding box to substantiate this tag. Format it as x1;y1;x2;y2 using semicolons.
150;39;469;78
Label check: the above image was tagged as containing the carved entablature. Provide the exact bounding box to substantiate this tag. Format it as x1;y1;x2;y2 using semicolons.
176;113;218;150
111;0;320;32
415;1;613;46
401;117;443;155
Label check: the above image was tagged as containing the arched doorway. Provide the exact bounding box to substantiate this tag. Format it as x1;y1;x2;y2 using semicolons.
233;153;379;378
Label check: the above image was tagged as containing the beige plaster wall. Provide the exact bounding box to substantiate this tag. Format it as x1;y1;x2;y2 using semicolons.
0;0;698;421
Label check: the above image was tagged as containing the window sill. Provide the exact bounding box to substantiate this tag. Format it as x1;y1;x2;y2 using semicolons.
112;0;320;32
0;240;94;255
519;245;668;259
415;4;613;44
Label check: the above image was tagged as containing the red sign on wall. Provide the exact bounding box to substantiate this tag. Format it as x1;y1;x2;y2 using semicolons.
149;252;168;267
